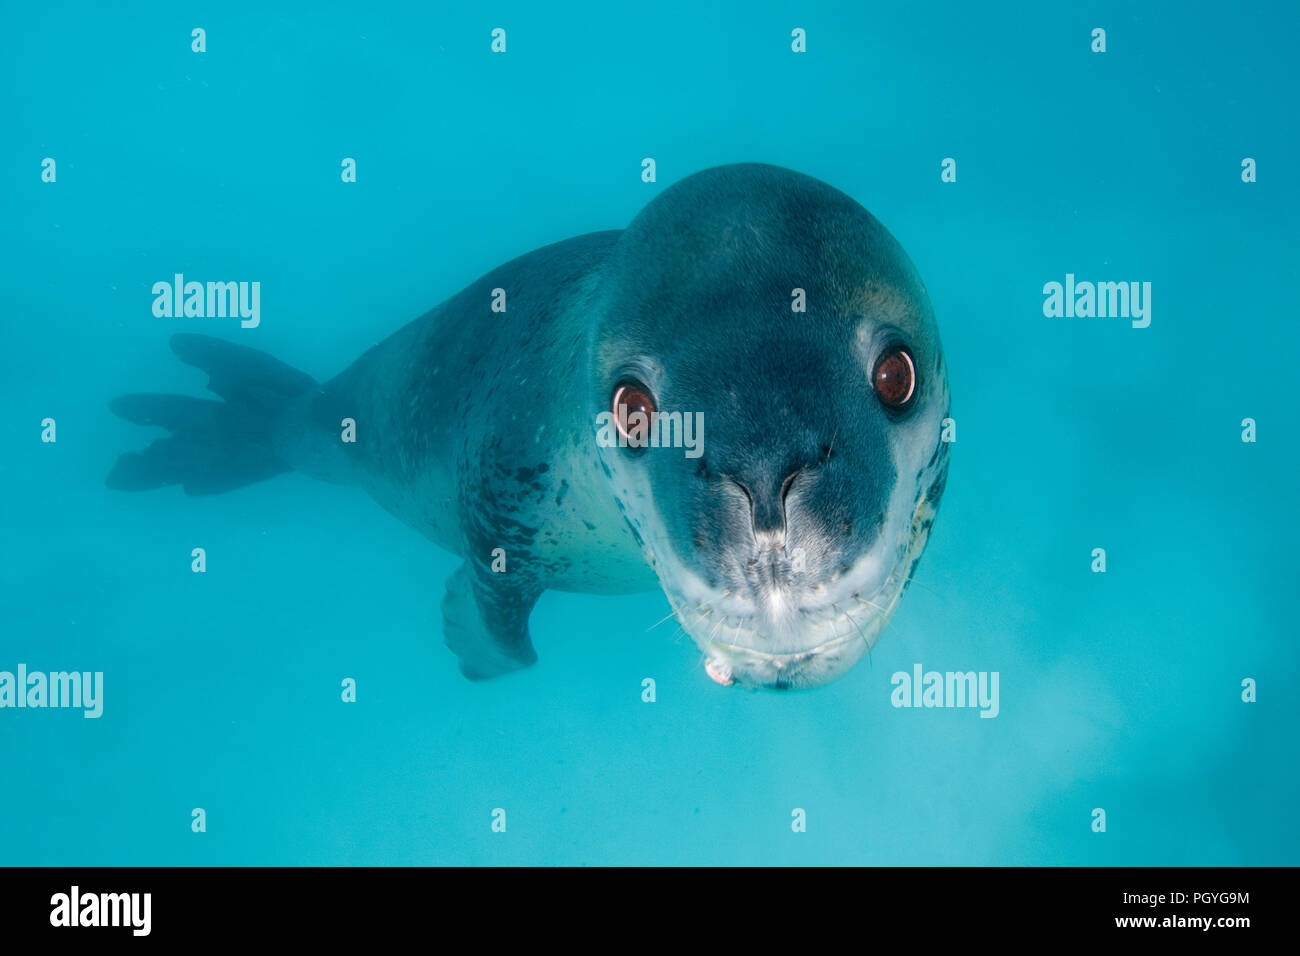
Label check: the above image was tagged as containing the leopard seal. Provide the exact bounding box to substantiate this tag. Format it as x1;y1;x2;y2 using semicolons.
107;163;951;690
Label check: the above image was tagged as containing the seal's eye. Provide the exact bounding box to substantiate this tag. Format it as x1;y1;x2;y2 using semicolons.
872;346;916;409
612;380;657;447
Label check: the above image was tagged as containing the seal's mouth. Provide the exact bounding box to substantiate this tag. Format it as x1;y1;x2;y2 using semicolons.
662;563;908;691
702;627;872;689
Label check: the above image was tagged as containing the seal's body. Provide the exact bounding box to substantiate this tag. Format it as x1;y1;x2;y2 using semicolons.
109;164;950;690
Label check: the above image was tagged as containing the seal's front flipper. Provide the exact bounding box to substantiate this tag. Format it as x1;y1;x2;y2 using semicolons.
441;563;540;680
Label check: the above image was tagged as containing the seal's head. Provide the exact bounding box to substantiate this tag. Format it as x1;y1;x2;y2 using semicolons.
589;164;950;690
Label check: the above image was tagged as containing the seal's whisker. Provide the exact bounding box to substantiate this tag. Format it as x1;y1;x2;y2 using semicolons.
823;425;840;463
857;596;888;614
645;608;679;632
902;573;941;598
842;607;872;653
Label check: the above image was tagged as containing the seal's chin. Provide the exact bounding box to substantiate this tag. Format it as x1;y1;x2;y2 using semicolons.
700;620;876;690
661;560;907;691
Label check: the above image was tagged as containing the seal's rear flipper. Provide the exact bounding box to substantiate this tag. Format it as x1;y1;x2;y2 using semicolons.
442;563;540;680
106;333;317;496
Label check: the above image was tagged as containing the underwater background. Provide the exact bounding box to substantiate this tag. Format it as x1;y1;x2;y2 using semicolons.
2;0;1297;865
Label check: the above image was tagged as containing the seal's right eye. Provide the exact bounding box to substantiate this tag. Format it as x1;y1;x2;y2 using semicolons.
612;381;657;448
872;346;916;410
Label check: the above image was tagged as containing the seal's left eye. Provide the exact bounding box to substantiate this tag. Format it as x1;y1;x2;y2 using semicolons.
873;346;916;409
612;380;657;447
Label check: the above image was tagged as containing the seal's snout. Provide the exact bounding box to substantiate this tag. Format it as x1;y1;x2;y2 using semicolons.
746;543;797;596
753;547;787;593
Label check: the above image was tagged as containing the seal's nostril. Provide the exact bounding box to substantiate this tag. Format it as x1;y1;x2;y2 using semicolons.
780;469;799;505
729;468;803;539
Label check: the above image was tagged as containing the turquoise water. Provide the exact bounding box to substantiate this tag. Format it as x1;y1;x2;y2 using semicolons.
2;0;1297;865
